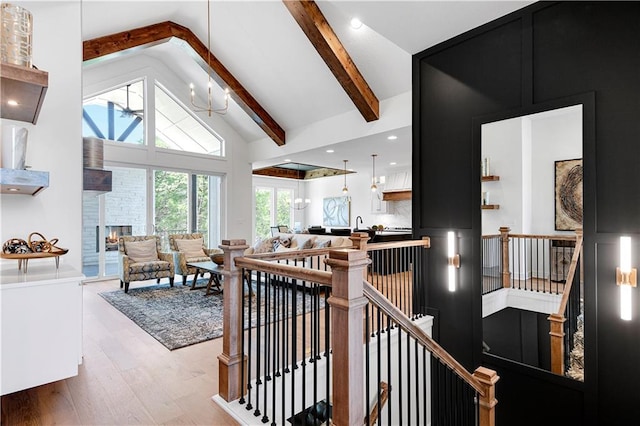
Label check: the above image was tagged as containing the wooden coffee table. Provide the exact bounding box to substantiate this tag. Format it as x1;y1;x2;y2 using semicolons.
187;261;223;296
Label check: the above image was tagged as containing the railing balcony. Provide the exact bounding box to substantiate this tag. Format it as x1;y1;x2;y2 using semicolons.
212;233;499;425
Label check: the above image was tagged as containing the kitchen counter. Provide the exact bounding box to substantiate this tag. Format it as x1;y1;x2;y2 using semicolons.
371;231;412;243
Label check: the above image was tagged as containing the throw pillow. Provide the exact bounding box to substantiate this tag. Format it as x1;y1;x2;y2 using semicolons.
175;238;207;259
125;239;159;263
314;239;331;248
279;236;292;248
275;244;298;253
253;237;279;254
301;237;316;250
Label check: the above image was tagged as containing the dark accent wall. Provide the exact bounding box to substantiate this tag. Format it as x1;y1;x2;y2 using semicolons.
413;2;640;425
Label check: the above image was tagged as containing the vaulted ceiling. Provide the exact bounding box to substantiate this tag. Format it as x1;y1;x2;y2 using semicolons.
81;1;533;174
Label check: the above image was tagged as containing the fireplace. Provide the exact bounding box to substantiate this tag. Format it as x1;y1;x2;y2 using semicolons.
97;225;132;252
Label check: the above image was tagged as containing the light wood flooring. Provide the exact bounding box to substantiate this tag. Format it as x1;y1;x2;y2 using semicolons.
1;279;240;426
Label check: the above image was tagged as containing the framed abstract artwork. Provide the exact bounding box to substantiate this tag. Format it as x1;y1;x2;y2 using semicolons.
554;159;583;231
323;196;350;227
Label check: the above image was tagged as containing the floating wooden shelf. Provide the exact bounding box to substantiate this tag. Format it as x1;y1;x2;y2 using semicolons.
481;204;500;210
0;63;49;124
382;189;411;201
481;175;500;182
0;168;49;195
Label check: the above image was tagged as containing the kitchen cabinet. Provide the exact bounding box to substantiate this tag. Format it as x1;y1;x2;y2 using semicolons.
0;263;84;395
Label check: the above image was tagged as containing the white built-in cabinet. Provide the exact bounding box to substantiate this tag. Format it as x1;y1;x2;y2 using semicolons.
0;263;84;395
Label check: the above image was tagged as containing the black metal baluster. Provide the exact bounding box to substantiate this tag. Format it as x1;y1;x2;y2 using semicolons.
262;273;271;424
246;269;253;411
254;271;262;418
290;278;297;423
382;308;393;425
239;268;247;406
270;274;280;426
325;287;331;424
365;303;371;426
422;346;427;425
301;279;307;418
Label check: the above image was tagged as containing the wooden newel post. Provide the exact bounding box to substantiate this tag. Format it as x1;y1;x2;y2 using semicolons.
349;231;370;251
548;313;566;375
499;227;511;288
473;366;499;426
326;249;371;426
217;239;249;402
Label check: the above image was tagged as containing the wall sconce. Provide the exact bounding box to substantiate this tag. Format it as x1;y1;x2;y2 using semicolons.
617;236;637;321
447;231;460;292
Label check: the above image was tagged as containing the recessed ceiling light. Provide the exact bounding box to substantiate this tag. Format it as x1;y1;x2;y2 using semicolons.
390;162;397;166
7;100;18;106
284;159;292;162
7;187;19;192
326;149;334;153
387;135;397;140
350;17;363;30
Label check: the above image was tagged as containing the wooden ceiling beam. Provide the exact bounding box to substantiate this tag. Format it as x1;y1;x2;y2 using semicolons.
83;21;286;146
283;0;379;122
252;167;305;180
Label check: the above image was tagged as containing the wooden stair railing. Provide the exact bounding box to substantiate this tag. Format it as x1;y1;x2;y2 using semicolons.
362;280;499;426
548;228;584;376
367;382;389;426
219;240;497;425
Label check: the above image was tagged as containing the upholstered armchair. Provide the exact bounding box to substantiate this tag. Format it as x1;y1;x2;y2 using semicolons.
118;235;175;293
169;233;223;286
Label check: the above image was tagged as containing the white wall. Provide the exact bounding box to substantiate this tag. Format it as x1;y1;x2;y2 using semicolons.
1;2;83;270
529;106;582;235
305;170;412;230
482;117;524;235
481;105;582;236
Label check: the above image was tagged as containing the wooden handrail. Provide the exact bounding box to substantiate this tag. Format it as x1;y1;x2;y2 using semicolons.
483;233;577;241
234;256;333;286
362;279;485;396
244;245;353;262
505;233;577;241
548;228;583;376
555;230;583;316
366;236;431;251
367;382;389;426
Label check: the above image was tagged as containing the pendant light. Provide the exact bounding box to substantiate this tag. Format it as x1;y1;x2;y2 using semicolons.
189;0;230;116
342;159;349;194
371;154;378;192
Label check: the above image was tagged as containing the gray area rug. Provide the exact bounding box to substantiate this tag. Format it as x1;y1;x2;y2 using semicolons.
99;280;323;350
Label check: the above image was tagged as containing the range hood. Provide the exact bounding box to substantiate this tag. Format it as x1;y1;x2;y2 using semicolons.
83;137;112;194
382;172;411;201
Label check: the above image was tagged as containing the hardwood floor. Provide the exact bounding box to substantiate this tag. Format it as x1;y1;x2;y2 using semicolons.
1;279;239;426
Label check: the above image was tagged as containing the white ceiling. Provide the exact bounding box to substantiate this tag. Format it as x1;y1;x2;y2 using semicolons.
81;0;534;174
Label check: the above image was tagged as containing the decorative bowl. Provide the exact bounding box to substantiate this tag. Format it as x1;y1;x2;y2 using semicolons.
211;253;224;265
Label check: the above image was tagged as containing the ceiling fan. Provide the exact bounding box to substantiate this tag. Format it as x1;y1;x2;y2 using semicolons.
113;84;144;118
